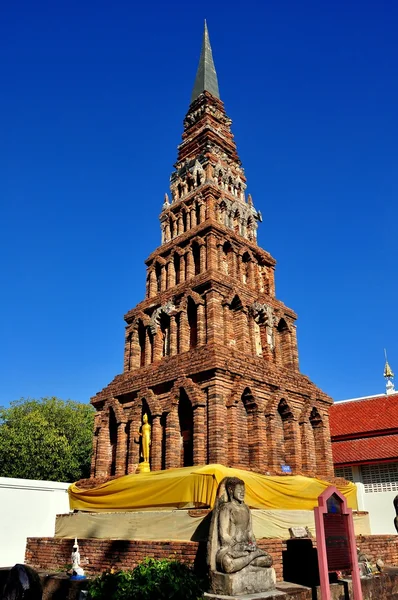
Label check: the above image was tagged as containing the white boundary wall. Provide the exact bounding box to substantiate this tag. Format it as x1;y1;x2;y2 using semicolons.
0;477;70;567
349;466;398;534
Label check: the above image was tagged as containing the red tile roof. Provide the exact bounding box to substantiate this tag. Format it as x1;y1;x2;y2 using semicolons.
333;434;398;465
330;393;398;438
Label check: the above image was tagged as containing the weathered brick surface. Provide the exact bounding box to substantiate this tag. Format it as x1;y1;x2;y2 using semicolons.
89;90;334;482
25;535;398;583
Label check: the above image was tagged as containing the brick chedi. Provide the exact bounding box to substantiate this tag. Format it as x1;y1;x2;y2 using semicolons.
90;23;334;481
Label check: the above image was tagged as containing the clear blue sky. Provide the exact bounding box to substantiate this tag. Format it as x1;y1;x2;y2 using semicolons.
1;0;397;406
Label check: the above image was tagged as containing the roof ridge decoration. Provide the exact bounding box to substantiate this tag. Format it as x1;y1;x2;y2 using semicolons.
191;20;220;103
384;349;395;396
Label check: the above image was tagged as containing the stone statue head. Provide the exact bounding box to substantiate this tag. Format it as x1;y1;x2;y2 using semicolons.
143;413;148;424
225;477;245;503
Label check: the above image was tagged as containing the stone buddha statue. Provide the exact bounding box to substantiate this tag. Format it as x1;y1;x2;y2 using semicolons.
207;477;275;596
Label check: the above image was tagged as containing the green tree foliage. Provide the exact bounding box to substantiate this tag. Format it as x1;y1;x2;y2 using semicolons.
0;397;95;482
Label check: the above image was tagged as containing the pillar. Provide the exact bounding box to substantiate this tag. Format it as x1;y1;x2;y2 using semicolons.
170;314;178;355
199;202;205;222
94;425;109;478
206;232;218;272
197;303;206;345
177;214;183;235
115;422;128;476
160;265;166;292
227;405;239;467
207;382;227;464
180;254;186;283
190;206;196;228
179;310;189;353
185;248;194;279
129;330;141;370
199;243;206;271
153;331;162;362
265;414;279;472
148;270;156;298
90;429;99;477
167;260;175;289
127;412;141;473
205;290;224;346
165;409;181;469
151;415;162;471
193;405;206;465
144;328;152;365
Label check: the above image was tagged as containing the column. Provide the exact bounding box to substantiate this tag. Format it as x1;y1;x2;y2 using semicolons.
148;270;156;298
144;328;152;365
165;409;181;469
165;221;171;242
251;410;266;471
185;249;194;279
199;243;206;271
160;265;166;292
206;232;218;272
193;405;206;465
177;214;183;235
90;429;99;477
180;254;186;283
205;290;224;346
179;310;190;353
169;314;177;355
190;206;196;228
288;419;302;471
227;405;239;467
129;330;141;370
199;202;205;222
153;331;162;362
167;260;175;289
207;381;227;464
265;414;279;471
151;415;162;471
197;303;206;345
127;412;141;473
94;426;109;478
115;422;127;476
223;303;231;346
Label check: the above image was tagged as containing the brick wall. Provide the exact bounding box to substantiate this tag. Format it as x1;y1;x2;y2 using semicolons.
25;535;398;582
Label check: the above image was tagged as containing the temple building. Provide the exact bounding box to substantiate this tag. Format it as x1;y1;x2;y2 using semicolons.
90;23;334;480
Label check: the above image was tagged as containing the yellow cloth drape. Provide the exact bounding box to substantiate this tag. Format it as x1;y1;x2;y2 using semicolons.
69;464;357;512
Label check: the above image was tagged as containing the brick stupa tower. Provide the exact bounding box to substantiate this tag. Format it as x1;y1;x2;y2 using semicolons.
90;23;334;480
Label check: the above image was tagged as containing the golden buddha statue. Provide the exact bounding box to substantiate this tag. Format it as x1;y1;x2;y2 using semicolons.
138;413;151;472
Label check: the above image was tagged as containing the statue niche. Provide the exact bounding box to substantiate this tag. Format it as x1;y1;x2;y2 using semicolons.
207;477;276;596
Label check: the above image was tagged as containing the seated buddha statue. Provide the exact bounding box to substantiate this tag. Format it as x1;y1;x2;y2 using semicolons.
207;476;275;595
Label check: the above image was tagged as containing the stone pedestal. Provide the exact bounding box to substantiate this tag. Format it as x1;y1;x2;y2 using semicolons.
210;567;276;596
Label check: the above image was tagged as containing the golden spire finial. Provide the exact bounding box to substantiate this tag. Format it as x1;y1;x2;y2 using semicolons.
384;349;394;379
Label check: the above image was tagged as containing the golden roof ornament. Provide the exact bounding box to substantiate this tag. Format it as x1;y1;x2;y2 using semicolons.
383;349;395;395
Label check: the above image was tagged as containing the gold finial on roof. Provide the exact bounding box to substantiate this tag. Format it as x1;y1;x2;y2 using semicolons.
384;349;394;379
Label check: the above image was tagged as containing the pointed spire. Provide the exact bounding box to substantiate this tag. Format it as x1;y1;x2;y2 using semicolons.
384;349;395;395
191;20;220;103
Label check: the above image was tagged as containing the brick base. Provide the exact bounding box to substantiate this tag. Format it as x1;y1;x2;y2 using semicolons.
25;535;398;584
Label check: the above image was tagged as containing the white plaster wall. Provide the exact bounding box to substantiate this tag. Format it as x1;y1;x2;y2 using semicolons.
355;481;397;534
0;477;70;567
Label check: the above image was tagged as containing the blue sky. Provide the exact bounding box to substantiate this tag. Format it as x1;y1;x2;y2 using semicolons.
1;0;397;406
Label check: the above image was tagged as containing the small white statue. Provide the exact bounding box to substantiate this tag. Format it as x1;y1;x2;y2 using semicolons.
71;538;85;578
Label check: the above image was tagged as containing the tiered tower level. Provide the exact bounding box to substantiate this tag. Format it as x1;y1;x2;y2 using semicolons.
90;24;334;480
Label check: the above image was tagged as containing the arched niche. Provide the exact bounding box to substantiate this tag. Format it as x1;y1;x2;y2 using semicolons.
187;296;198;349
178;389;194;467
108;406;118;476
